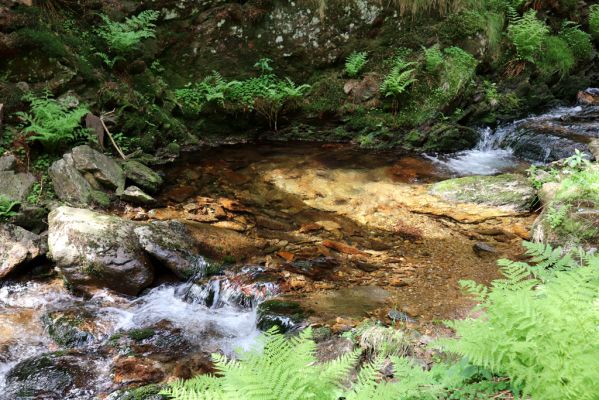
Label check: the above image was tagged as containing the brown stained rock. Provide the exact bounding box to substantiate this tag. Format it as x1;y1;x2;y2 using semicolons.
276;251;295;262
218;197;250;212
184;220;265;260
299;223;322;233
255;215;293;231
212;220;247;232
165;185;195;202
321;240;368;256
113;357;165;385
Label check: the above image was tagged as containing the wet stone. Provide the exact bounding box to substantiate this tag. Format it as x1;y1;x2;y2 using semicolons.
257;300;307;332
40;309;95;348
473;242;497;257
5;350;104;399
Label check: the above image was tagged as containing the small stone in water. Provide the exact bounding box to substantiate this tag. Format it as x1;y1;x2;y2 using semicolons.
473;242;497;257
388;309;416;323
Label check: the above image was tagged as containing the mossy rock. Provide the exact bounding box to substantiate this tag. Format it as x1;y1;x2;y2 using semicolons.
108;384;165;400
430;173;536;212
257;299;306;333
40;310;94;348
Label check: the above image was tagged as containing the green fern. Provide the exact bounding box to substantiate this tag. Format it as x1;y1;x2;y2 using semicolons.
97;10;159;54
17;91;89;152
559;22;594;61
439;242;599;400
507;10;549;63
0;195;20;220
345;51;368;78
589;5;599;41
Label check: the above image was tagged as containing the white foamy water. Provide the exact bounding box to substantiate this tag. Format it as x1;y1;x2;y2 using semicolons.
425;106;589;176
0;275;275;395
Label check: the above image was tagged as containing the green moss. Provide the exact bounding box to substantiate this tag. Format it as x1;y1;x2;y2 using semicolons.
127;328;156;341
115;384;164;400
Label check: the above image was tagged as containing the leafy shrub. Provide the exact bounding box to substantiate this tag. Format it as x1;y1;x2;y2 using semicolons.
423;45;444;72
0;195;19;220
439;242;599;400
97;10;159;54
590;4;599;41
537;36;575;78
345;51;368;78
507;10;549;63
17;92;90;152
559;22;593;61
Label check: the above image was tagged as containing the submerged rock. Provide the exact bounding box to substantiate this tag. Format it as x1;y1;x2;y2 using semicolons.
40;308;95;348
48;206;154;295
430;173;535;212
257;299;306;332
5;350;104;399
0;224;46;278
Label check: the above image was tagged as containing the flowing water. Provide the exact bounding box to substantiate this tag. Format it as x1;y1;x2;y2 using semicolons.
1;104;597;398
426;105;598;175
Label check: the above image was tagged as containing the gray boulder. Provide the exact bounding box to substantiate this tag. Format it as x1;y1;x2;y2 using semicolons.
123;160;163;194
118;185;155;205
0;170;35;202
0;224;47;278
48;154;110;207
71;145;125;190
49;154;93;204
0;154;16;171
48;206;154;295
134;220;206;279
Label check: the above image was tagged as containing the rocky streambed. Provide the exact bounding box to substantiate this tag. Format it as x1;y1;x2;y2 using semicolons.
1;103;598;398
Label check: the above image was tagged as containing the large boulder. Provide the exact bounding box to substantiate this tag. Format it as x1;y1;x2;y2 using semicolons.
0;170;35;202
48;206;154;295
123;160;163;194
71;145;125;190
430;173;536;212
134;220;206;279
0;224;46;278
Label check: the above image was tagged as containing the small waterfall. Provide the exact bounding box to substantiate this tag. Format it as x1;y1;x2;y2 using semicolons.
425;104;597;176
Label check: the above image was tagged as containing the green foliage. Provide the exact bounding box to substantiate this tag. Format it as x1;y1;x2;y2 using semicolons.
423;45;443;72
589;5;599;41
507;10;549;63
345;51;368;78
176;63;310;130
537;36;575;78
97;10;159;54
17;28;68;59
380;56;417;111
439;242;599;400
0;195;20;221
559;22;594;61
17;92;90;152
